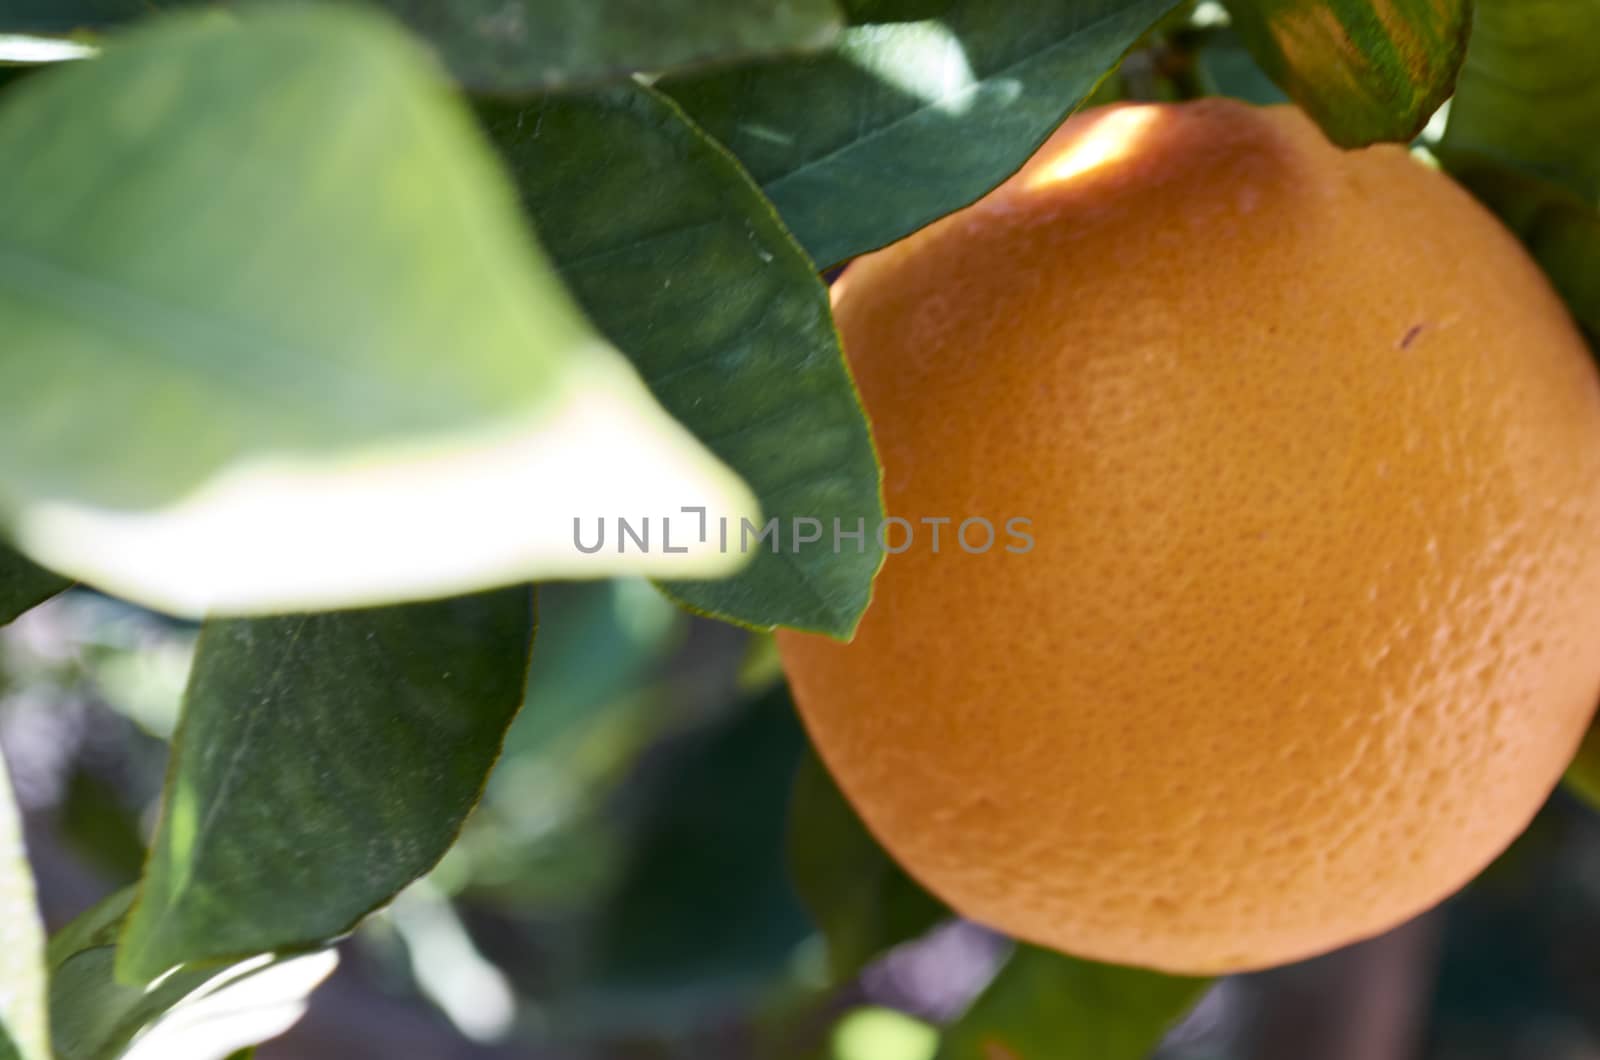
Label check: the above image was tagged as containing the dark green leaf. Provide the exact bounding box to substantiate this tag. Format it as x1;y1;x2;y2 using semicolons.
1442;0;1600;199
1438;1;1600;340
0;754;47;1060
1221;0;1470;146
664;0;1177;268
379;0;843;92
0;544;66;626
116;587;535;982
1441;156;1600;338
0;1;845;94
1195;29;1291;105
49;889;336;1060
0;5;755;616
509;579;685;754
938;945;1207;1060
789;748;947;981
483;85;883;637
843;0;953;23
60;767;147;885
0;1;152;34
594;684;811;998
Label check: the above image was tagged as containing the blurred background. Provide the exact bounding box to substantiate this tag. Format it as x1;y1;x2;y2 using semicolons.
6;580;1600;1060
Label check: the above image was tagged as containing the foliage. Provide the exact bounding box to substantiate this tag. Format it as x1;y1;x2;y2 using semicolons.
1222;0;1470;145
0;0;1592;1056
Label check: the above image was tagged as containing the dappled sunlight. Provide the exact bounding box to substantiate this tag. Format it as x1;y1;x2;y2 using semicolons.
1023;105;1163;190
840;21;984;118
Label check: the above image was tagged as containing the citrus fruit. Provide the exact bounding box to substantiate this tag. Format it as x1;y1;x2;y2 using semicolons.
776;99;1600;974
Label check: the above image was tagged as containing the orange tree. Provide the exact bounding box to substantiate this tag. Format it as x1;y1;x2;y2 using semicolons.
0;1;1596;1058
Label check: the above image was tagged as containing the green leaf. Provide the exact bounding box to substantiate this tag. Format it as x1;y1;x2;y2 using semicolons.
0;1;151;34
938;946;1207;1060
0;5;756;618
0;544;66;626
117;587;535;983
664;0;1178;268
1195;29;1291;105
1441;0;1600;199
788;748;947;981
1440;157;1600;338
482;84;883;637
843;0;953;23
48;889;336;1060
377;0;843;92
0;1;845;94
1221;0;1470;146
1437;1;1600;340
60;766;148;885
593;684;812;999
0;754;48;1060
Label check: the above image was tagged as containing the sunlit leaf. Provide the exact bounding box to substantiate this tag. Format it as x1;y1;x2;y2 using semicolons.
483;84;883;636
665;0;1177;267
938;946;1207;1059
1222;0;1470;146
789;748;947;981
117;588;535;982
0;754;48;1060
0;6;755;617
48;890;335;1060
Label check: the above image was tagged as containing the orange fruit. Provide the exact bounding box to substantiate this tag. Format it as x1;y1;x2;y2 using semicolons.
777;99;1600;974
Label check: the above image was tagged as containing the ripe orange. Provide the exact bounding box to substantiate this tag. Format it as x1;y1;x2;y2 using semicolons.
777;100;1600;974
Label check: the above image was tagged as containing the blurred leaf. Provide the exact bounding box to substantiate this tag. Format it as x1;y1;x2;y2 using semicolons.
737;632;786;694
789;749;947;981
0;6;755;617
833;1007;939;1060
1442;0;1600;199
1195;29;1291;104
664;0;1177;268
1222;0;1469;146
1440;156;1600;337
594;684;811;1001
483;84;883;637
510;579;685;754
843;0;952;22
1438;1;1600;339
0;544;66;626
0;1;151;34
937;946;1207;1059
117;587;535;982
0;754;48;1060
49;890;335;1060
60;767;147;885
379;0;843;92
1566;717;1600;810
